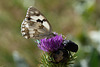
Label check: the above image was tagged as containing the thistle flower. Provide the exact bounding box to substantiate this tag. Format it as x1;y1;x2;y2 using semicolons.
36;33;78;67
37;34;64;52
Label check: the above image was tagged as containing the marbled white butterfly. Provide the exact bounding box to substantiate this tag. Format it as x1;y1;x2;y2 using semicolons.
21;6;54;39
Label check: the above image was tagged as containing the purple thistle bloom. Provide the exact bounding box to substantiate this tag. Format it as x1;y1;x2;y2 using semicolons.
37;34;64;52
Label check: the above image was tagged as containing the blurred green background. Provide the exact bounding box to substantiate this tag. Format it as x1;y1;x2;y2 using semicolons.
0;0;100;67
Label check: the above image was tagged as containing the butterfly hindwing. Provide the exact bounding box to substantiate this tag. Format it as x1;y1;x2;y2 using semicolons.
21;6;52;39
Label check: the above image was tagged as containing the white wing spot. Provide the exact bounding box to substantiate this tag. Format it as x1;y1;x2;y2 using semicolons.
23;21;27;24
30;11;34;14
31;15;44;21
29;31;35;34
22;21;24;24
22;32;26;35
35;11;39;14
29;28;33;30
25;24;29;28
21;25;25;27
30;34;33;37
24;36;28;39
21;28;25;31
26;15;29;17
43;21;50;30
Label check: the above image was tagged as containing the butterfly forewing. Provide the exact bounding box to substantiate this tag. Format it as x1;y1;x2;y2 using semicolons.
21;6;52;39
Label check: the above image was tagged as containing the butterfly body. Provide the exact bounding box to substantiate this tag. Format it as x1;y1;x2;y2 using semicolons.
21;6;53;39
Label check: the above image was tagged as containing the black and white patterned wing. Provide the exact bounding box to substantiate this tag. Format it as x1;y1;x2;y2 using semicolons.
21;6;52;39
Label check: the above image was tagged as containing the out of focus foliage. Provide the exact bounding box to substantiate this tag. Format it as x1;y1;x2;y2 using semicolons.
0;0;100;67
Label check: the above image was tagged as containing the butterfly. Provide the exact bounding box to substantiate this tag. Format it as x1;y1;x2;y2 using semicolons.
21;6;54;39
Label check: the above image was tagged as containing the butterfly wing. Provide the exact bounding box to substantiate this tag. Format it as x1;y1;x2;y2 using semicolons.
21;6;52;39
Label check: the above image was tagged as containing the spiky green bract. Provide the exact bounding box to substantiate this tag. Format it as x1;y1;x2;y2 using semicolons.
39;51;77;67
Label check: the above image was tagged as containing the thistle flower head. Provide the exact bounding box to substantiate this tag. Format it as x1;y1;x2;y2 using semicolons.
37;34;64;52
